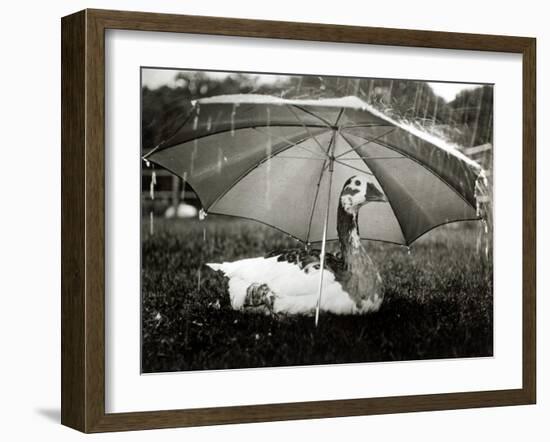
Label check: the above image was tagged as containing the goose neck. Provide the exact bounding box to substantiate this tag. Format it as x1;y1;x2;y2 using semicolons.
337;204;367;267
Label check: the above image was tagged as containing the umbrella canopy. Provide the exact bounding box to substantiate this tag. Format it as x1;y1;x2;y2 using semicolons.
144;94;484;246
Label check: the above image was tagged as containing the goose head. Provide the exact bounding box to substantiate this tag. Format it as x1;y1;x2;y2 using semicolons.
339;175;386;214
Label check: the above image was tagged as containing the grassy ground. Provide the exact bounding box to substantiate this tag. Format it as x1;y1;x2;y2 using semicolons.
141;216;493;373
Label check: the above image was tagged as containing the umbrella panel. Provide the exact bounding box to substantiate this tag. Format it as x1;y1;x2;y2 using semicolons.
210;132;333;241
149;125;328;208
161;103;340;149
344;125;480;207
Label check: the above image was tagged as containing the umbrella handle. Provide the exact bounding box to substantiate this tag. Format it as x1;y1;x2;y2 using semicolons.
315;157;334;327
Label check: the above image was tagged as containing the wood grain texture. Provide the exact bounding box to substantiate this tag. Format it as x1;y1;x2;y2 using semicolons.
61;10;86;431
85;9;107;432
60;8;537;433
522;37;536;404
89;8;533;52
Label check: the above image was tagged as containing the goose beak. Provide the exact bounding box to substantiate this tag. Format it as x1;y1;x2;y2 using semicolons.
366;182;387;203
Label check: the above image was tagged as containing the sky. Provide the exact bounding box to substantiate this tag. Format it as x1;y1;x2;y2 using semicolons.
142;69;481;102
141;69;284;89
427;82;481;102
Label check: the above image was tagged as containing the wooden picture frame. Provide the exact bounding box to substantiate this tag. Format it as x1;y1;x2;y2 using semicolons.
61;8;536;433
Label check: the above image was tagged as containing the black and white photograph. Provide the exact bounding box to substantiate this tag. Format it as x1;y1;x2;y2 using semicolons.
141;68;493;373
1;0;544;438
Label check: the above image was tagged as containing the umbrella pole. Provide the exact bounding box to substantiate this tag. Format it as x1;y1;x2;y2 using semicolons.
315;158;334;327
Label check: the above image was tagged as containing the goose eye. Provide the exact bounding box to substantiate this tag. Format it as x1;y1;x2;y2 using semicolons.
354;180;361;186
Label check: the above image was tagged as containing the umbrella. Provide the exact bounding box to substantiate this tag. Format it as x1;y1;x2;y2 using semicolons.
144;94;485;323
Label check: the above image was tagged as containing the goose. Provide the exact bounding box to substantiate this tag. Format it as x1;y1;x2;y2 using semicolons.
206;176;387;315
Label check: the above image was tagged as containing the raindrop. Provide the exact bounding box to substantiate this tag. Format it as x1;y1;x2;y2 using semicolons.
190;140;198;175
217;148;223;173
474;171;490;260
230;104;237;136
149;170;156;200
144;159;150;168
181;171;187;201
432;95;439;126
206;116;212;131
149;211;154;236
265;108;272;203
484;221;490;259
192;103;200;130
296;77;303;95
407;247;411;256
198;212;207;292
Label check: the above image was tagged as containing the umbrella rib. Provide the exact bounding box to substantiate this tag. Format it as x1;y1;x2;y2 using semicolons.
291;105;334;129
142;108;197;159
147;124;330;156
253;126;329;159
335;128;397;159
313;132;337;326
337;156;406;160
333;159;374;176
305;160;329;244
339;123;394;130
276;156;328;160
334;108;345;127
286;105;332;156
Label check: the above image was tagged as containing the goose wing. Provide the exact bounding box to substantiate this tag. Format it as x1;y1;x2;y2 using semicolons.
265;248;344;279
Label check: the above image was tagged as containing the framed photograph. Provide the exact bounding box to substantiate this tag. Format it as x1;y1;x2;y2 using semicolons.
61;9;536;433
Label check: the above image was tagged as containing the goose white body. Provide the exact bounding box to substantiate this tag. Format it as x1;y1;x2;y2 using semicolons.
207;256;368;315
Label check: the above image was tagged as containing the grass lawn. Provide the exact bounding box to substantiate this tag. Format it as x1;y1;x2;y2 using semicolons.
141;216;493;373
